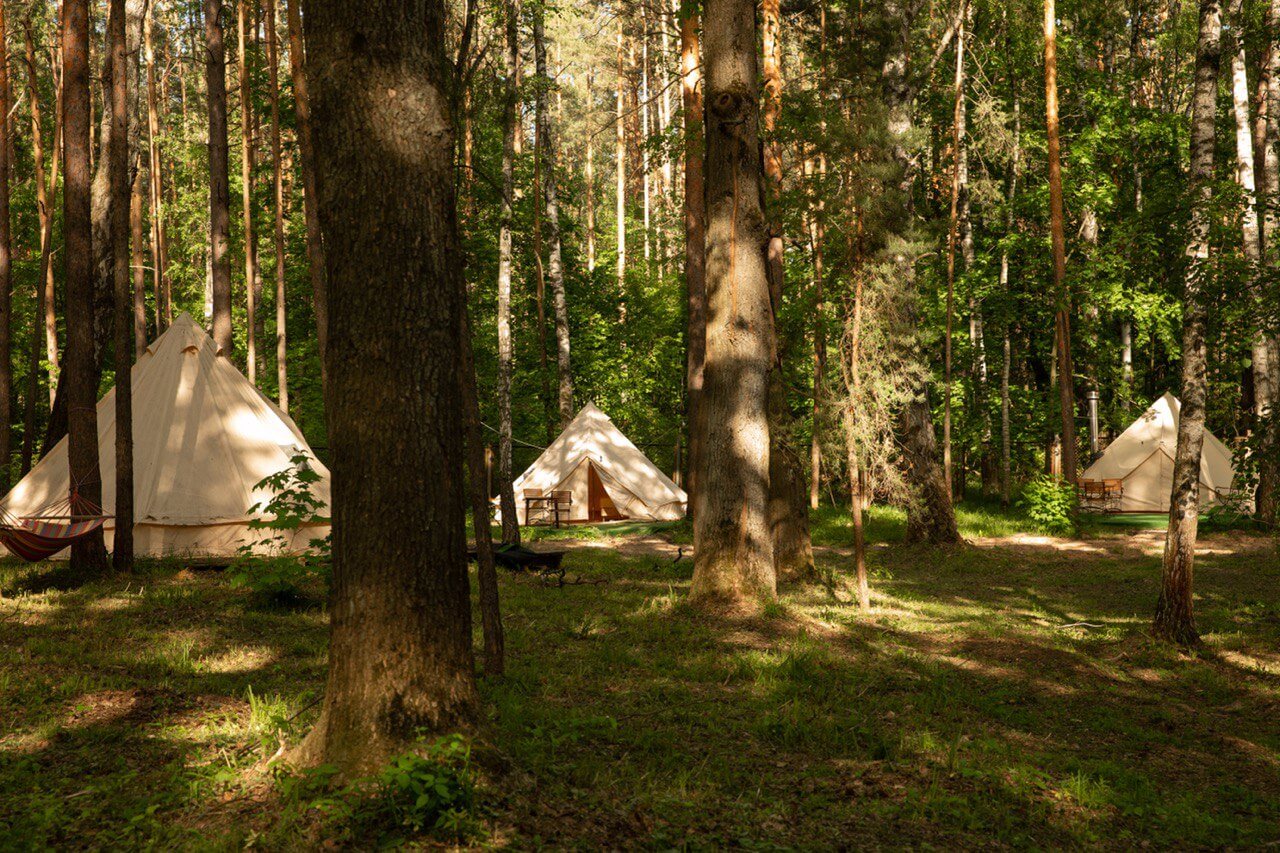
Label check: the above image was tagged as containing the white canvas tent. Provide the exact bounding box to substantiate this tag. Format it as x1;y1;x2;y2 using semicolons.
1081;392;1237;512
504;403;686;524
0;313;330;558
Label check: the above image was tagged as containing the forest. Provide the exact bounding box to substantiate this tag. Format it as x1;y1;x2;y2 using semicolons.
0;0;1277;846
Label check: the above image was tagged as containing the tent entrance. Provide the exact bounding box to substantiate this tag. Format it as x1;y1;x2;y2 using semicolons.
588;462;626;522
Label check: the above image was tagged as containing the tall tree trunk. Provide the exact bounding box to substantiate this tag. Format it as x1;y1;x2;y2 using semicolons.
144;3;169;332
616;21;626;298
842;270;871;610
460;300;504;677
22;18;56;471
238;0;259;382
265;0;287;411
285;0;327;388
207;0;233;356
681;10;705;518
1045;0;1078;484
108;0;133;572
533;9;573;427
293;0;478;777
1155;0;1221;647
131;169;146;356
0;0;12;492
807;151;826;511
760;0;813;582
496;0;520;545
1252;0;1280;525
64;0;110;574
586;69;596;272
46;27;63;408
883;0;961;545
1000;92;1021;508
943;2;967;497
641;21;651;263
690;0;776;607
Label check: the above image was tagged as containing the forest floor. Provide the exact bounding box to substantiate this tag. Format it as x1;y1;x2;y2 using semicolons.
1;504;1278;848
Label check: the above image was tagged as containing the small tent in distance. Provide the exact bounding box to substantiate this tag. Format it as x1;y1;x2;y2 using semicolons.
504;403;686;525
0;313;330;559
1081;392;1238;513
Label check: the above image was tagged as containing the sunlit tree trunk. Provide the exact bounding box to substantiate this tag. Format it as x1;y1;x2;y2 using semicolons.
294;0;478;777
238;0;259;382
285;0;327;388
841;271;871;610
206;0;233;356
144;3;169;332
1045;0;1077;484
1253;0;1280;525
616;20;626;297
266;0;287;411
943;2;967;496
1000;93;1021;508
496;0;520;545
586;69;596;271
807;151;826;511
130;170;146;356
64;0;110;574
681;10;705;517
1155;0;1221;647
690;0;776;607
108;0;133;572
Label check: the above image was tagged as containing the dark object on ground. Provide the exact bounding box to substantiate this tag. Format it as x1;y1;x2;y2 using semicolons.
470;543;567;574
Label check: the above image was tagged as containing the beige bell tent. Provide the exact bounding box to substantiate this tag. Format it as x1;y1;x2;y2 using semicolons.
505;403;686;524
1081;392;1237;512
0;313;330;558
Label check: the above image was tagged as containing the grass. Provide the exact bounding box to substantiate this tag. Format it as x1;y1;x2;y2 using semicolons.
1;507;1278;847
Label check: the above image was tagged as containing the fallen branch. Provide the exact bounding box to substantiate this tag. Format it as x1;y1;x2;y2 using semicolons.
1057;621;1104;630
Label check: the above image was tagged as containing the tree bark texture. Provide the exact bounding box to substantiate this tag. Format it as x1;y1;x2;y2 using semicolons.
1254;0;1280;525
681;11;706;520
285;0;328;389
266;0;288;411
690;0;777;607
238;0;259;383
1155;0;1221;647
108;0;133;572
0;1;12;491
206;0;233;357
496;0;520;545
296;0;478;776
64;0;110;573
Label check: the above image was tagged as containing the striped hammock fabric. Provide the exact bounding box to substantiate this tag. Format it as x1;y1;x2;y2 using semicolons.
0;516;110;562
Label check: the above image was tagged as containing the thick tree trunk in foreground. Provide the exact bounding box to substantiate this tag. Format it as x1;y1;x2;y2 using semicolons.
681;11;706;518
1155;0;1221;647
690;0;776;608
285;0;327;388
206;0;233;357
1045;0;1077;485
883;0;961;545
761;0;814;583
108;0;133;572
496;0;520;545
64;0;110;574
266;0;288;411
533;10;573;427
295;0;478;777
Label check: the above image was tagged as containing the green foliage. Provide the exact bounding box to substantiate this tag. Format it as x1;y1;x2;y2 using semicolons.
1018;475;1079;536
364;735;478;839
226;453;330;605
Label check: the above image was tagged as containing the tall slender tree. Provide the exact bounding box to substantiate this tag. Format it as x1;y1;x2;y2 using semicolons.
496;0;520;545
0;0;12;491
294;0;478;776
1155;0;1222;647
238;0;259;382
265;0;287;410
207;0;233;356
1044;0;1077;484
64;0;110;574
108;0;133;572
681;9;705;516
285;0;327;387
690;0;777;607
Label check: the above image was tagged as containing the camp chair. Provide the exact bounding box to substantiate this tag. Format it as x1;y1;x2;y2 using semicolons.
550;490;572;527
1079;479;1108;512
0;492;112;562
1102;479;1124;513
523;488;551;526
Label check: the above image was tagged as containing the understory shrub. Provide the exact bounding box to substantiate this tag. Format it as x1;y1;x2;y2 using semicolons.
1019;474;1078;536
227;453;331;604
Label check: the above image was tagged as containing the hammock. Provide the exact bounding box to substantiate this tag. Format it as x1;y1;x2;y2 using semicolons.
0;492;112;562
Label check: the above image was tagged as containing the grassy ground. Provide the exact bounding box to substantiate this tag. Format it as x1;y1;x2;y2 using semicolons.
1;505;1278;848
